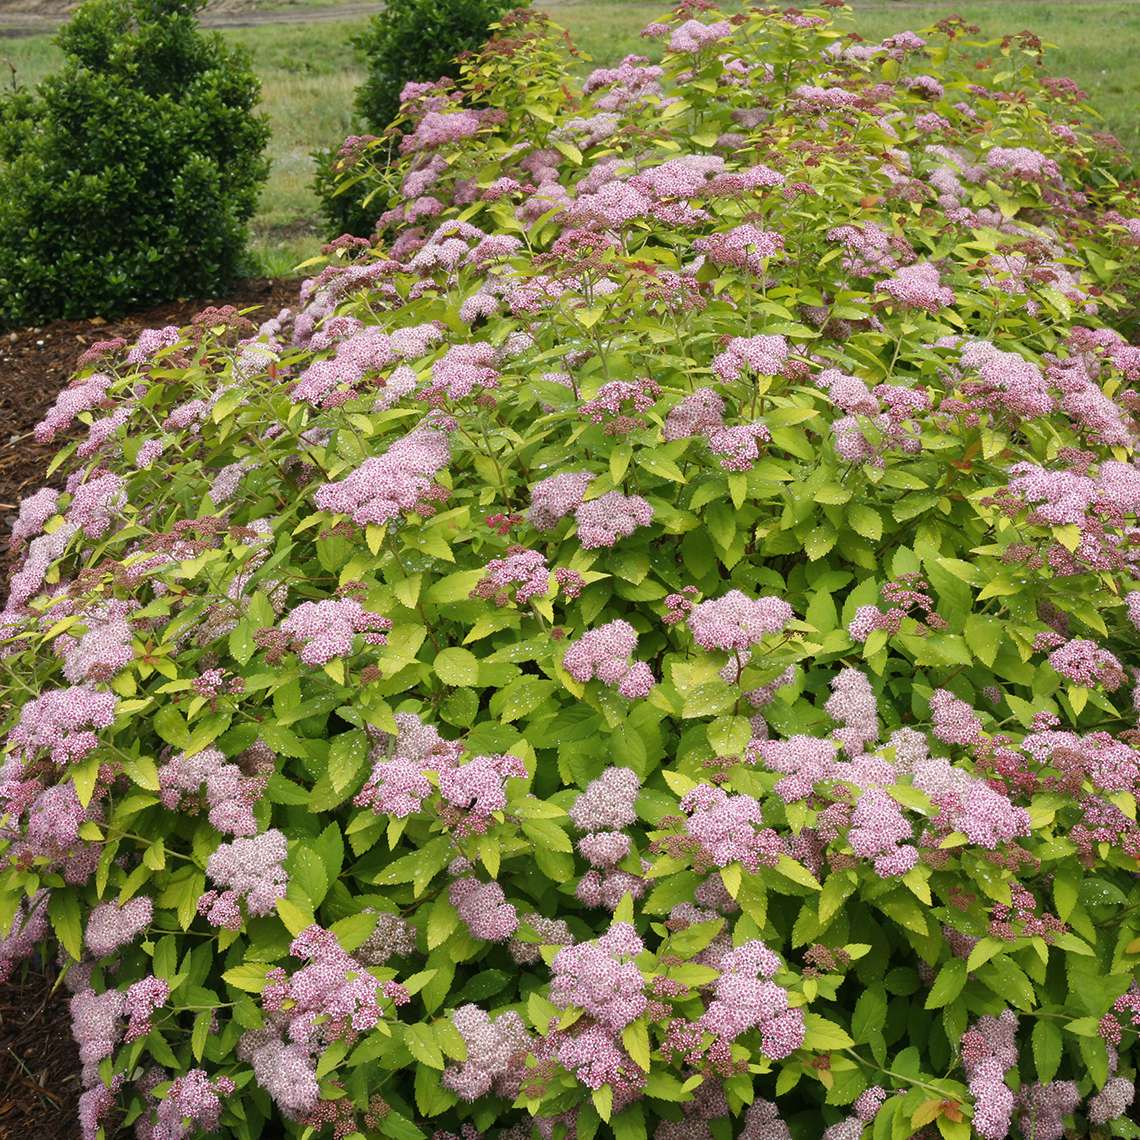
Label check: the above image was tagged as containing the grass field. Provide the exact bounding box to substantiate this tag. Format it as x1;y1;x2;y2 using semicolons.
0;0;1136;276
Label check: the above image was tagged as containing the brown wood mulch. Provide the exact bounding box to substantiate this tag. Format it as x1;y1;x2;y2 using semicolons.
0;276;301;1140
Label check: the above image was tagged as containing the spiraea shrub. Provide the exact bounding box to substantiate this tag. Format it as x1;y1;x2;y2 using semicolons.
3;5;1140;1139
0;0;269;325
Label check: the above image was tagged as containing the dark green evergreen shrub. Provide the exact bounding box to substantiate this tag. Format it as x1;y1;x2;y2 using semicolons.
313;0;522;239
353;0;520;134
0;0;270;324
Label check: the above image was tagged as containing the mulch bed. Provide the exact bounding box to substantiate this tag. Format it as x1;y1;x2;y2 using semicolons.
0;960;83;1138
0;275;300;1139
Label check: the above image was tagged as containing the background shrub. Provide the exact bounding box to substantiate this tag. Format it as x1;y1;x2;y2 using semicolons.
2;6;1140;1140
314;0;524;239
354;0;521;134
0;0;270;325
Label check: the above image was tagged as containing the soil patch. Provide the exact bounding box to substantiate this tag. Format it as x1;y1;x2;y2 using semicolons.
0;958;82;1140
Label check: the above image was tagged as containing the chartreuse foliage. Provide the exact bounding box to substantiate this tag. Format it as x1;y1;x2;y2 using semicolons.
2;5;1140;1140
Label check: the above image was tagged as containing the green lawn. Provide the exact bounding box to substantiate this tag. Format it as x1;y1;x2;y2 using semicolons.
0;0;1135;276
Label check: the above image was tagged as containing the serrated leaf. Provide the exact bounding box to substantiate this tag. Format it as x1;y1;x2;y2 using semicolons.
222;963;272;993
49;891;83;961
804;525;837;561
435;647;479;686
1032;1018;1062;1082
847;503;883;541
404;1023;445;1069
924;959;967;1009
621;1019;651;1072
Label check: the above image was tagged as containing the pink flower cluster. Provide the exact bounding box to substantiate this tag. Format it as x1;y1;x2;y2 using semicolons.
7;686;117;766
579;378;660;432
438;752;527;834
688;589;793;652
929;689;984;746
826;222;913;276
668;18;731;53
1047;638;1125;690
314;417;451;526
527;470;595;531
443;1004;531;1101
696;224;784;274
569;766;641;832
449;876;519;941
750;735;841;803
146;1069;235;1139
958;340;1053;420
57;600;136;683
263;924;383;1042
985;145;1061;182
550;922;646;1031
85;895;153;957
680;784;785;871
124;975;169;1041
0;891;49;982
158;747;265;837
355;712;463;817
199;829;289;928
66;472;126;539
825;668;879;756
875;262;955;312
847;789;917;876
71;987;125;1083
562;619;656;698
662;385;773;471
279;598;391;665
425;342;500;401
576;491;654;549
34;373;114;444
237;1032;319;1117
702;941;804;1059
471;547;550;605
9;487;60;548
961;1010;1018;1139
291;322;442;407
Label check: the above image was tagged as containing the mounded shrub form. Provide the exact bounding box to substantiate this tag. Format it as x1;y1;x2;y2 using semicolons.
0;0;270;325
4;5;1140;1139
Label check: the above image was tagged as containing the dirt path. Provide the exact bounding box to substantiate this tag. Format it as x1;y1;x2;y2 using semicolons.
0;1;382;34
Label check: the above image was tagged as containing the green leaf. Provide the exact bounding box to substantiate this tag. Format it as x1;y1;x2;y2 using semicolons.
775;854;821;890
434;647;479;686
621;1019;651;1072
404;1023;445;1069
707;716;751;757
804;525;837;561
222;963;272;993
379;1110;426;1140
852;986;886;1042
964;613;1002;668
847;503;883;541
328;729;368;795
153;706;190;749
802;1013;855;1050
1032;1019;1062;1083
48;891;83;961
924;959;967;1009
612;1103;647;1140
191;1010;211;1062
592;1084;613;1123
